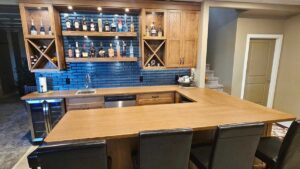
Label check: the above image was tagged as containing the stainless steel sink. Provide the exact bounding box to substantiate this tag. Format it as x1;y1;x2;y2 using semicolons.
75;89;96;95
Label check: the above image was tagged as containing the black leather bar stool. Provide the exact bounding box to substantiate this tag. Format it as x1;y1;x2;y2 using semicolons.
27;140;110;169
256;120;300;169
190;123;264;169
132;128;193;169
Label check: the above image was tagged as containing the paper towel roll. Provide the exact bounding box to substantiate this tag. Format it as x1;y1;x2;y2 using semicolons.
39;77;48;93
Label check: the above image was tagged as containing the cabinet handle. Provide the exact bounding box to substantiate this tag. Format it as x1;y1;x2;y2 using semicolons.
183;57;185;65
152;96;159;99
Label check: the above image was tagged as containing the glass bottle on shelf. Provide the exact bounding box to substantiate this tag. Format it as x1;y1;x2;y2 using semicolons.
66;16;72;31
98;15;103;32
30;18;37;35
89;42;96;58
74;17;80;31
123;15;128;32
130;16;135;32
40;20;45;35
116;40;121;57
117;18;123;32
111;18;117;32
158;25;163;37
98;42;105;57
104;20;110;32
82;43;89;57
48;26;52;35
150;22;157;36
82;16;88;31
145;25;150;37
90;18;96;32
75;42;81;58
68;44;73;58
129;40;134;58
122;41;127;57
108;43;114;57
150;59;156;66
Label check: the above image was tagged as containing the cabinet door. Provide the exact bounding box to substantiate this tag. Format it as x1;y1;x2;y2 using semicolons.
166;10;182;67
181;11;199;68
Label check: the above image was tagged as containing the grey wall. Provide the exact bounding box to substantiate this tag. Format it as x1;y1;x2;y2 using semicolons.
207;8;238;93
0;0;18;5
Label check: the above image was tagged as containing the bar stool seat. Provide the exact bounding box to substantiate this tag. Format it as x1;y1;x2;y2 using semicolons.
256;137;282;167
190;145;212;169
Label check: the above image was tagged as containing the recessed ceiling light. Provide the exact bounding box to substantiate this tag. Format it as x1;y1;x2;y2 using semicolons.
125;8;130;12
68;6;73;10
97;7;102;11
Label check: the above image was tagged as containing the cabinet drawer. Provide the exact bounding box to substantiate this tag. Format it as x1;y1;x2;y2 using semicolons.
66;97;104;111
137;92;175;105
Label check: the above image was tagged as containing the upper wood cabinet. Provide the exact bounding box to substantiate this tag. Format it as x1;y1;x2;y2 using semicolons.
166;10;199;68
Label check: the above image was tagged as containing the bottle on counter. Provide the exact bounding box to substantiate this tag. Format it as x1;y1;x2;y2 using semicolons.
90;18;96;31
122;41;127;57
157;25;163;37
145;25;150;37
116;40;121;57
66;16;72;31
39;19;45;35
104;20;110;32
108;43;114;57
98;15;103;32
82;43;89;57
89;42;96;58
82;16;88;31
98;42;105;57
117;18;123;32
150;22;157;36
111;18;117;32
75;42;81;58
129;40;134;58
130;16;135;32
30;18;37;35
68;44;74;58
74;17;80;31
123;14;128;32
48;26;52;35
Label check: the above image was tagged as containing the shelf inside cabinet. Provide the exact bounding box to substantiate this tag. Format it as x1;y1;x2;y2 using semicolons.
62;31;137;37
66;57;138;63
143;36;166;40
25;35;55;39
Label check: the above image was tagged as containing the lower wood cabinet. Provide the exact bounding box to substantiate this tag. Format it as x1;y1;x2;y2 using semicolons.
136;92;175;106
66;96;104;111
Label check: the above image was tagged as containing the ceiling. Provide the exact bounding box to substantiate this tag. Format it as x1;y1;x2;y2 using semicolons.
239;9;300;19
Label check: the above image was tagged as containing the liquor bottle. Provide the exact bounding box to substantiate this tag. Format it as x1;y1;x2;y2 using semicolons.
98;42;105;57
75;42;81;58
157;25;163;37
104;20;110;32
145;25;150;37
90;18;96;31
66;16;72;31
82;16;88;31
116;40;121;57
68;44;73;58
129;40;134;58
122;41;127;57
74;17;80;31
30;18;37;35
40;20;45;35
111;18;117;32
48;26;52;35
130;16;135;32
82;43;89;57
89;42;96;57
98;16;103;32
150;22;157;36
108;43;114;57
123;15;128;32
117;18;123;32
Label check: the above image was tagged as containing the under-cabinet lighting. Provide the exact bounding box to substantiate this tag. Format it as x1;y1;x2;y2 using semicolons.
84;35;88;38
125;8;130;12
37;7;42;10
115;36;119;39
97;7;102;11
68;6;73;10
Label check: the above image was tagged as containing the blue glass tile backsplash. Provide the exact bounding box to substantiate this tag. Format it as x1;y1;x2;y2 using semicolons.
35;12;190;90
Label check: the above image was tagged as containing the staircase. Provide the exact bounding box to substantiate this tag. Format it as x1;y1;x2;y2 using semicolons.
205;64;224;92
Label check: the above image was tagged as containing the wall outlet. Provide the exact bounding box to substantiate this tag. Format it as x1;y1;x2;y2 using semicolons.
139;76;143;82
66;78;70;84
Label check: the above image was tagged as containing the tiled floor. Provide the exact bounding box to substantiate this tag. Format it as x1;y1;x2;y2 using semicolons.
0;94;33;169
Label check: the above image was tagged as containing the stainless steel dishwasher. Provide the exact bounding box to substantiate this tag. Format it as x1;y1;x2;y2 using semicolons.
104;95;136;108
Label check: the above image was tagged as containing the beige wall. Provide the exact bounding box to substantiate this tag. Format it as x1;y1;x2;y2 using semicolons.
231;17;285;96
273;14;300;118
207;8;238;93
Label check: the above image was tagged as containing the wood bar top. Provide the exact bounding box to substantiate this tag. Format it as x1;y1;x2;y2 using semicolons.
42;86;296;143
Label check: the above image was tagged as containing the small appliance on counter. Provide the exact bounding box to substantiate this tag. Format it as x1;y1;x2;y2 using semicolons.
178;68;195;87
38;76;48;93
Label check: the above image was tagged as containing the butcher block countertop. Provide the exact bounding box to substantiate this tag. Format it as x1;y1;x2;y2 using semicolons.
24;85;294;143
